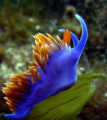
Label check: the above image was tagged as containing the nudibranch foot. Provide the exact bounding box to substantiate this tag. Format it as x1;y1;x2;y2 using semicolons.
3;14;88;119
4;106;33;119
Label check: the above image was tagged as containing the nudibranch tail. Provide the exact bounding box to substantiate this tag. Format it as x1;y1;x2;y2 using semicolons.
3;14;88;119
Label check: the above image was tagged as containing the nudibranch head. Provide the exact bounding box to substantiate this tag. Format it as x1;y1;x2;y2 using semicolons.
2;14;88;119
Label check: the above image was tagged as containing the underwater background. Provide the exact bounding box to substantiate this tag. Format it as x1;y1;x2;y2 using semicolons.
0;0;107;120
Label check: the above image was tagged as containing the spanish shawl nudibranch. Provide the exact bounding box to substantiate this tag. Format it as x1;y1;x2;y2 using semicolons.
2;14;88;119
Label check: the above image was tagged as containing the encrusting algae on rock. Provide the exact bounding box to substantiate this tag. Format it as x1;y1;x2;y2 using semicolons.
2;14;106;120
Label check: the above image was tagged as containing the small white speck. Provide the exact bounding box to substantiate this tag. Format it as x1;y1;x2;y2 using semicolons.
104;93;107;98
35;25;41;30
79;67;85;71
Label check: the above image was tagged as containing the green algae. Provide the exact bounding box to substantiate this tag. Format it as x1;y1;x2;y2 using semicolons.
24;73;106;120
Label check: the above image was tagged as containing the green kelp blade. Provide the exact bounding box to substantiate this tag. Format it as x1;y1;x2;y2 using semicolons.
24;73;106;120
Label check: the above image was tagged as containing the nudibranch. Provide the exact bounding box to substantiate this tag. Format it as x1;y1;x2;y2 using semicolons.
2;14;88;119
